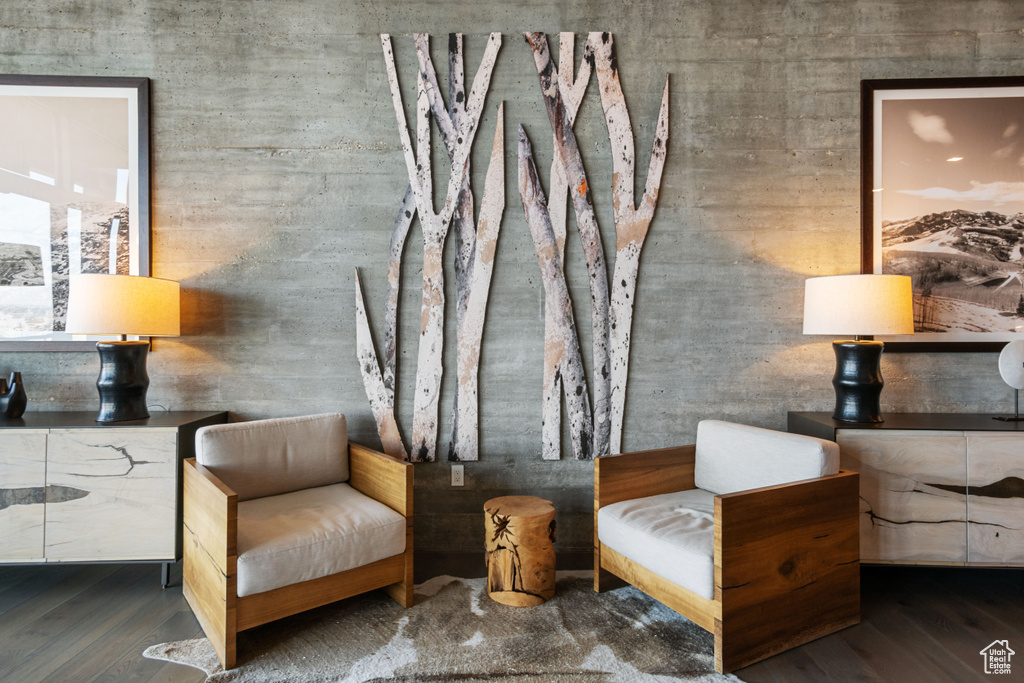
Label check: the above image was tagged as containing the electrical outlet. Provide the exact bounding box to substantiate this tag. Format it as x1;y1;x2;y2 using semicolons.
451;464;464;487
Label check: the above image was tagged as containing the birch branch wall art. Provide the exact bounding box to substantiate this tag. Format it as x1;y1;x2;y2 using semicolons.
357;30;667;463
525;31;612;459
355;268;408;459
541;33;593;461
586;32;670;455
357;33;502;462
522;31;669;459
518;126;594;460
415;34;506;462
451;103;505;462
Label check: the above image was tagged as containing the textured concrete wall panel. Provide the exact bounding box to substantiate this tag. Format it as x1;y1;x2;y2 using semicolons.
2;0;1024;563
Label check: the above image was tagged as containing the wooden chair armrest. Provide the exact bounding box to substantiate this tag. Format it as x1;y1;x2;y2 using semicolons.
713;469;860;669
349;442;413;517
715;469;860;576
183;458;238;560
714;469;859;535
182;458;239;667
595;444;696;509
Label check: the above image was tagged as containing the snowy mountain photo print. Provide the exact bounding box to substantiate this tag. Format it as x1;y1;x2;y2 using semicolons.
866;78;1024;345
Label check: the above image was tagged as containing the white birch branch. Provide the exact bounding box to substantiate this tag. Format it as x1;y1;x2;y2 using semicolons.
355;184;413;457
586;32;670;454
355;268;409;459
452;103;505;461
518;125;594;459
416;34;479;460
381;32;501;461
525;31;611;459
414;33;507;462
383;184;416;396
542;32;592;460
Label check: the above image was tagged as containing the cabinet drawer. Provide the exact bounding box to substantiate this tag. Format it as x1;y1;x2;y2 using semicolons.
44;429;178;561
837;430;967;564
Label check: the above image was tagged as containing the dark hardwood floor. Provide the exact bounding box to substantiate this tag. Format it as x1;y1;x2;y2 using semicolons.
0;563;1020;682
739;565;1024;682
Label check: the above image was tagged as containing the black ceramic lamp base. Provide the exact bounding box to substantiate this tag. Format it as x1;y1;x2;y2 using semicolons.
832;340;885;423
95;341;150;423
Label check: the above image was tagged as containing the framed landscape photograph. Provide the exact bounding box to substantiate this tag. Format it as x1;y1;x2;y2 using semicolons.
862;76;1024;351
0;74;150;351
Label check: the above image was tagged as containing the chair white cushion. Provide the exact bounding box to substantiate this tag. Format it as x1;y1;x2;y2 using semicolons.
236;482;406;597
196;413;348;501
694;420;839;495
597;488;716;600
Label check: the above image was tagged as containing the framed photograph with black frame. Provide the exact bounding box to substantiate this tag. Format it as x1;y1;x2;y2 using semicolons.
862;76;1024;352
0;74;150;351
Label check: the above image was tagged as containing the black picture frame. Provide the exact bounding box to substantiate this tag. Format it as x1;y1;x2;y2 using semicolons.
0;74;150;351
861;76;1024;352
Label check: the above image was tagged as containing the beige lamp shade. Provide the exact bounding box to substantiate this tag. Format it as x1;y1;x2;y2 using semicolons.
66;274;180;337
803;274;914;337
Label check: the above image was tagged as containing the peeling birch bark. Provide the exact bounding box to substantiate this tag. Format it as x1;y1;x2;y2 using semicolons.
542;32;592;460
355;269;409;460
416;33;471;460
415;34;507;462
383;186;416;397
450;104;505;461
417;33;476;324
586;32;670;454
519;125;594;460
525;31;611;459
381;32;501;461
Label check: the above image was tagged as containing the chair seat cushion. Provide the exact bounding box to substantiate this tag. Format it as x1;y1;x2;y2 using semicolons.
597;488;715;600
236;482;406;597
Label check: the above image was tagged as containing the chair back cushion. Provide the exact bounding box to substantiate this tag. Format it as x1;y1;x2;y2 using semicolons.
694;419;839;495
195;413;348;501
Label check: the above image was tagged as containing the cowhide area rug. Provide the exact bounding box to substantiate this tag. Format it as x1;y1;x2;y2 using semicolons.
144;572;740;682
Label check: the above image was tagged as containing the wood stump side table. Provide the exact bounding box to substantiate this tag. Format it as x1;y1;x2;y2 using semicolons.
484;495;556;607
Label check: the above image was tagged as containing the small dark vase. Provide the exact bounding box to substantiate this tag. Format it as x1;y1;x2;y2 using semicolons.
1;371;27;419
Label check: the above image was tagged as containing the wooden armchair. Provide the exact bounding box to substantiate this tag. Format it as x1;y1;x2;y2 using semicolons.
594;420;859;673
182;413;412;669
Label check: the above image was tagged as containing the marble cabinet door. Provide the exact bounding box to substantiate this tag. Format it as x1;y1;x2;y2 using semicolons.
0;430;48;561
44;428;178;561
967;433;1024;565
837;430;967;564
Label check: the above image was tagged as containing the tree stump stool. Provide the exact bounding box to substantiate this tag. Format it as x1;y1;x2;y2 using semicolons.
483;495;556;607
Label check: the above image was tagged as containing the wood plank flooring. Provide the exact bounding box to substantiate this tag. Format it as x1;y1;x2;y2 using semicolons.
739;565;1024;682
0;563;1020;682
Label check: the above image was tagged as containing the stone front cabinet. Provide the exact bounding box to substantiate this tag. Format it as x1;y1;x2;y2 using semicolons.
836;429;1024;566
0;412;227;566
1;427;177;562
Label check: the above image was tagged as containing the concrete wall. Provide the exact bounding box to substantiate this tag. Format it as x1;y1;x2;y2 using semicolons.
3;1;1024;574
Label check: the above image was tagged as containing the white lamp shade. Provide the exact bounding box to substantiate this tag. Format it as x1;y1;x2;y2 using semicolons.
66;274;180;337
803;274;914;337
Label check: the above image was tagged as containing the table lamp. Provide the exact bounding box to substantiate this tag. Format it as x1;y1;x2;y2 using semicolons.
66;274;180;422
803;274;914;423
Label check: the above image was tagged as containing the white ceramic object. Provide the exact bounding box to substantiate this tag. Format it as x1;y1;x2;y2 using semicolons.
998;340;1024;390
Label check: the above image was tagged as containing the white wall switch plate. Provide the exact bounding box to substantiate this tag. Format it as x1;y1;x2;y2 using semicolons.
451;464;464;487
